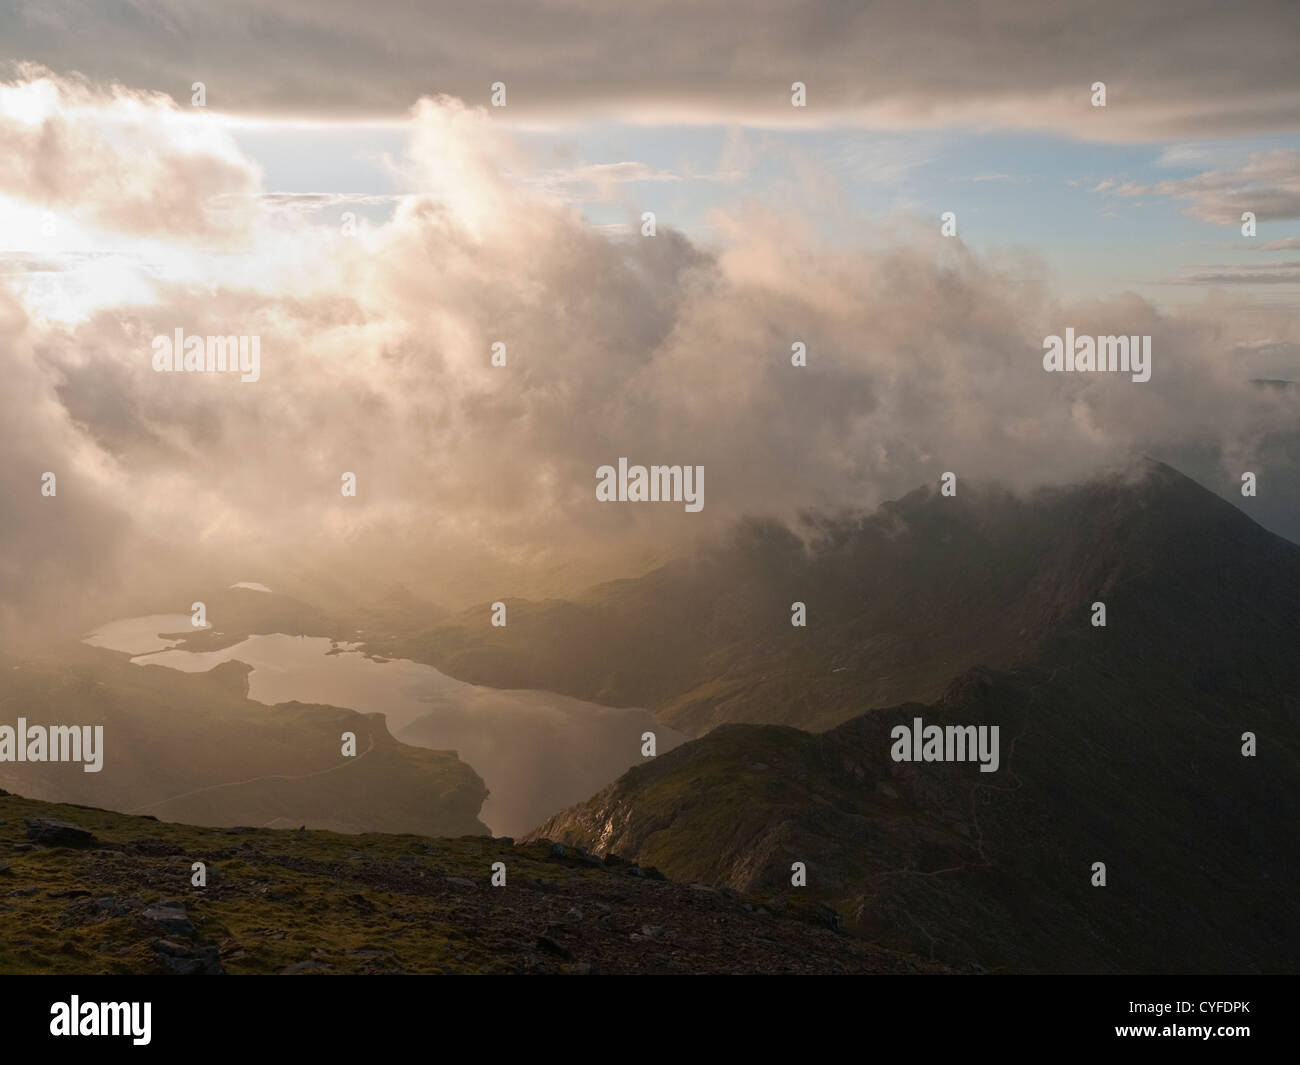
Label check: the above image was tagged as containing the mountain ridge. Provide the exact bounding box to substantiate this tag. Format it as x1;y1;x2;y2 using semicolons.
359;458;1300;736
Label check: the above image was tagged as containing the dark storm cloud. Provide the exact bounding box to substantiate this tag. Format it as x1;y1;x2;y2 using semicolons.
2;0;1298;138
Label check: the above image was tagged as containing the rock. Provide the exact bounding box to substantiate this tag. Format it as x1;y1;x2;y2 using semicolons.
444;876;476;889
11;843;33;852
572;962;595;975
141;902;195;937
47;888;92;899
643;866;667;881
550;843;566;857
160;945;224;975
12;886;39;896
24;818;97;848
153;938;191;957
566;906;585;921
493;836;515;846
94;895;132;918
0;862;10;876
640;924;664;939
813;904;843;932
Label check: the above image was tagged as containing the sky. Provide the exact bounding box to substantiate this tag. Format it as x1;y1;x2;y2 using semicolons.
1;0;1298;646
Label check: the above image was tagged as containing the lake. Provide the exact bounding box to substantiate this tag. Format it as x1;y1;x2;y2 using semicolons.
85;614;684;836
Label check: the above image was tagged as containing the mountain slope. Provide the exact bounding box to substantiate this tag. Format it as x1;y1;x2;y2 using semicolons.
362;459;1300;736
526;461;1300;972
0;790;945;975
530;658;1299;973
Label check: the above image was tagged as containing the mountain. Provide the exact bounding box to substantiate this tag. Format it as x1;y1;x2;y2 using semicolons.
358;458;1300;737
526;461;1300;972
0;645;488;837
531;659;1299;973
0;790;945;975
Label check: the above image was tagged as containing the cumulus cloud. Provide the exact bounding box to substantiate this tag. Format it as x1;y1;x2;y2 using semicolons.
2;77;1300;649
0;65;261;244
2;1;1299;139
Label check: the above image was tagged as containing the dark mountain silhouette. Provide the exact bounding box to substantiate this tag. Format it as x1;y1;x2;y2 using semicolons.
525;461;1300;972
366;459;1300;735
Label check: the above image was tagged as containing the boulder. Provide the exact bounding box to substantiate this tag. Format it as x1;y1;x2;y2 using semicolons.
24;818;98;848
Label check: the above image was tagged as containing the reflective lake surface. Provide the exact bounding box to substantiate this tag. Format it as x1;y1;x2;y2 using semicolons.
85;615;683;836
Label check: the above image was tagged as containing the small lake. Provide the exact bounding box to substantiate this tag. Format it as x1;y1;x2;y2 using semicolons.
85;614;684;836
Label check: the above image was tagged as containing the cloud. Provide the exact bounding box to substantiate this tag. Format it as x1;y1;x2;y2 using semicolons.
3;1;1299;139
1168;265;1300;285
1252;237;1300;251
3;81;1300;648
0;66;262;244
1118;151;1300;223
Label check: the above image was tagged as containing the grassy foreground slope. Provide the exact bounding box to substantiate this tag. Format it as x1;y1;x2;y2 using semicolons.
0;791;944;975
